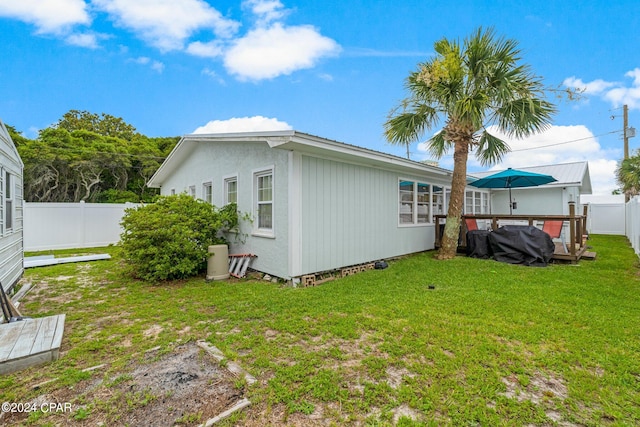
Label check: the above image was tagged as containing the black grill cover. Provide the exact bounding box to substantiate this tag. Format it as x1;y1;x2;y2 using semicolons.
466;230;492;259
488;225;555;267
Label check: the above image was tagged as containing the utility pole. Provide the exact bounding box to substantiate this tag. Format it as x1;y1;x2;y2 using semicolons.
624;104;629;159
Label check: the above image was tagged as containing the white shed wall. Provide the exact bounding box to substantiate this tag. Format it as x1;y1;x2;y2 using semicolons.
489;186;572;215
298;155;438;276
0;122;23;292
159;141;291;279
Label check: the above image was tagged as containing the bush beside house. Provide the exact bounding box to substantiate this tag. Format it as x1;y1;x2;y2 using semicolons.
119;194;238;281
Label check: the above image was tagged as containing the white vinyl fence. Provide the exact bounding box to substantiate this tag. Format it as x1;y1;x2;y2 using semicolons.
24;202;139;251
585;203;626;235
626;196;640;257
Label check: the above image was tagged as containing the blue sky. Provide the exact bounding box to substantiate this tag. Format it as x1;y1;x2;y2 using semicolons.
1;0;640;195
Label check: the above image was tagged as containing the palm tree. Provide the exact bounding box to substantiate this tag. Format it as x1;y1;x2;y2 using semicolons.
384;27;556;259
617;151;640;199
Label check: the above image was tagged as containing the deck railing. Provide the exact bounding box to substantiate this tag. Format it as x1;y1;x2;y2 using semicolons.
435;202;589;262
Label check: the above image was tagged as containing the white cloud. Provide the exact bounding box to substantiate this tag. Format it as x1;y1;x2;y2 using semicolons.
128;56;164;73
242;0;288;27
223;23;341;81
192;116;292;134
0;0;90;33
65;32;101;48
563;76;616;95
418;125;620;195
2;0;340;80
565;68;640;110
92;0;240;51
186;40;224;58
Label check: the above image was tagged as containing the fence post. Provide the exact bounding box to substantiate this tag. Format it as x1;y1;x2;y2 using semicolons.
569;201;576;257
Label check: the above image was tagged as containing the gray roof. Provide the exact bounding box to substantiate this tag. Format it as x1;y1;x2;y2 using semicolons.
469;161;592;194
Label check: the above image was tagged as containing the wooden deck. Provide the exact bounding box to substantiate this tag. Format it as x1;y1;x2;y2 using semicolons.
435;203;593;264
0;314;65;375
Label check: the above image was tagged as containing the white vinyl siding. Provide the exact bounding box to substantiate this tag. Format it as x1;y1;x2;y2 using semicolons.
300;155;438;275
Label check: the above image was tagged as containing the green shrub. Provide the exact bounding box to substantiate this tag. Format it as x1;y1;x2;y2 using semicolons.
119;194;238;281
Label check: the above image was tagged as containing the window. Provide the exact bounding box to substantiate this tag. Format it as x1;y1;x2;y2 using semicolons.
433;186;446;216
224;176;237;205
4;171;12;231
254;169;274;235
188;185;196;198
464;190;489;214
202;182;213;204
399;180;430;225
170;188;176;195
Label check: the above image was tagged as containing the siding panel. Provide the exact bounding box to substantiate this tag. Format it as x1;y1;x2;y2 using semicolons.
300;155;434;275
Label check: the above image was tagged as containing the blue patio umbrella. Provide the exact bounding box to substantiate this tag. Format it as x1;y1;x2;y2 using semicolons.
469;168;557;214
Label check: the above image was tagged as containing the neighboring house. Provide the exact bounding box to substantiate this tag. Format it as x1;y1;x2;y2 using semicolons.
469;162;592;216
148;130;489;282
0;119;24;293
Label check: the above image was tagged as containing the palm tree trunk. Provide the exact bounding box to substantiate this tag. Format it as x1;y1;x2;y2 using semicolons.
437;140;470;260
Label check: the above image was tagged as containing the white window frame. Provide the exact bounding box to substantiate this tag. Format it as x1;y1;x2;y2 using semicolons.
223;174;238;205
188;185;196;199
253;166;274;238
4;170;13;233
398;178;431;227
432;185;449;219
202;181;213;204
464;190;490;214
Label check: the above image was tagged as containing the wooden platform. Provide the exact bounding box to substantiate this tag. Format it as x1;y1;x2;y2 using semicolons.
0;314;65;375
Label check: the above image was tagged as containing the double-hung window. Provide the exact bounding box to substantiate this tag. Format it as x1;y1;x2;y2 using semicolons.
5;171;13;232
254;168;274;236
399;180;430;225
224;176;238;205
202;182;213;204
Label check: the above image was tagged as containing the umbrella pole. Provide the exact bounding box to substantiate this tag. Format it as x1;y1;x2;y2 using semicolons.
509;187;513;215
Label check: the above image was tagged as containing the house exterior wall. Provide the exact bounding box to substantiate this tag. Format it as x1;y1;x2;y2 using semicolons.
158;141;291;279
0;122;23;292
296;154;439;276
489;186;570;215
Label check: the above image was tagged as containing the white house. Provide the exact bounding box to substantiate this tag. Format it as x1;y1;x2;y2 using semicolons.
0;119;24;293
148;130;489;282
469;162;592;216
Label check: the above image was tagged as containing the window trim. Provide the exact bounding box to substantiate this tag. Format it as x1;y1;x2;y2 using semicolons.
223;174;238;206
398;178;431;227
4;170;13;233
188;185;196;199
202;181;213;204
252;166;275;238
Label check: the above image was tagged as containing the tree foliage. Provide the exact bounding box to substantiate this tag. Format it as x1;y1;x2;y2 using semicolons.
384;27;556;259
11;110;179;202
119;195;239;281
616;150;640;198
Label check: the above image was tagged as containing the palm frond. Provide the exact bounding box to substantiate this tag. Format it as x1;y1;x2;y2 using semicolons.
384;103;439;145
475;131;510;166
426;132;452;159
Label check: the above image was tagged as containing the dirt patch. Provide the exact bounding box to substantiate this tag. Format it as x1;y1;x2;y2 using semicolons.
1;342;245;426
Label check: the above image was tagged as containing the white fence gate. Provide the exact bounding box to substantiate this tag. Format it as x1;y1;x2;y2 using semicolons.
585;203;626;235
23;202;139;252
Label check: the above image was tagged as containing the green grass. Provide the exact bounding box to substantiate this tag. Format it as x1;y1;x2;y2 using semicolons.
4;235;640;426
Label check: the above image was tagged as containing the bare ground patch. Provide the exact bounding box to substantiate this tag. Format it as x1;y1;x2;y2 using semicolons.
1;342;246;426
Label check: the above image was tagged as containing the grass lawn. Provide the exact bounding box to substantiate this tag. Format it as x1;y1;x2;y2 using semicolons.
1;234;639;426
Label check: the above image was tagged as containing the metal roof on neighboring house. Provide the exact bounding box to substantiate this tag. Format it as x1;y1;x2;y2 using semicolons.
469;161;592;194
